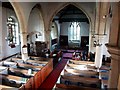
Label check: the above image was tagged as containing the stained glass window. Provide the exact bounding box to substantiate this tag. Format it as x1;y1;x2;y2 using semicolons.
7;17;19;48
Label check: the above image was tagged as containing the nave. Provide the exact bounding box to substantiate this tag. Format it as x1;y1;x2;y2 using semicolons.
0;1;120;90
0;49;110;90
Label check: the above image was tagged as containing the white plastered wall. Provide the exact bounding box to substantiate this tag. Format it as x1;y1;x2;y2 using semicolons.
1;7;21;59
28;7;45;43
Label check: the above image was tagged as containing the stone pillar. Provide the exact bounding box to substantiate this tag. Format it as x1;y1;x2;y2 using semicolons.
106;2;120;89
107;46;120;88
93;2;110;57
20;32;29;61
45;30;51;49
94;46;103;68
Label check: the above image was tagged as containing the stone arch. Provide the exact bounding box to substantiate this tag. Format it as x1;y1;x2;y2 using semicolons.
48;2;92;50
8;1;29;60
9;2;26;33
49;2;92;33
27;4;45;42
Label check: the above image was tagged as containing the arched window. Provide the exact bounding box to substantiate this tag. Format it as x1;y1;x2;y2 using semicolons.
6;17;19;48
68;22;80;40
68;22;81;48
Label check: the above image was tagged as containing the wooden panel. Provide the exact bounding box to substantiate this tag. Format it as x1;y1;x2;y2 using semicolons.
19;85;25;90
35;41;47;56
45;60;53;77
55;83;98;90
41;66;47;82
17;63;42;71
60;35;68;46
0;85;18;90
24;77;34;90
8;68;37;76
18;59;53;89
70;60;94;65
61;75;100;84
65;69;98;76
34;70;42;89
81;36;88;46
40;59;53;82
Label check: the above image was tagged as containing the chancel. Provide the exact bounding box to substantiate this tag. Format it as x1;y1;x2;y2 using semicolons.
0;1;120;90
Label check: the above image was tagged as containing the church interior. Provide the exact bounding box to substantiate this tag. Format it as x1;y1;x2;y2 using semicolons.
0;1;120;90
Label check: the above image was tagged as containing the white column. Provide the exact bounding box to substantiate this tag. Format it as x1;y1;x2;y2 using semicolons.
20;32;29;61
94;37;104;68
94;45;103;68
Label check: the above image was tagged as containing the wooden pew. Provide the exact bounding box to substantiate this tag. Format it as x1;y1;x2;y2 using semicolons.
60;75;101;88
101;80;108;89
34;69;42;89
37;57;52;61
9;58;24;63
99;71;109;78
69;60;94;65
7;57;48;67
1;74;28;84
99;71;109;88
55;83;100;90
26;59;48;65
67;64;86;69
8;67;37;77
17;63;43;71
19;59;53;90
67;64;96;71
0;66;8;74
29;56;40;60
1;61;17;68
64;69;99;78
99;65;110;71
24;77;34;90
41;59;53;82
0;74;24;88
61;75;100;84
0;85;18;90
1;57;53;89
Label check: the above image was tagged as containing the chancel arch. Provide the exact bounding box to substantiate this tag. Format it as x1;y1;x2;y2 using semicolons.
49;3;91;52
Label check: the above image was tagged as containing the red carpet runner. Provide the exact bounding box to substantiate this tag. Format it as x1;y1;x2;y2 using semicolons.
39;58;68;90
